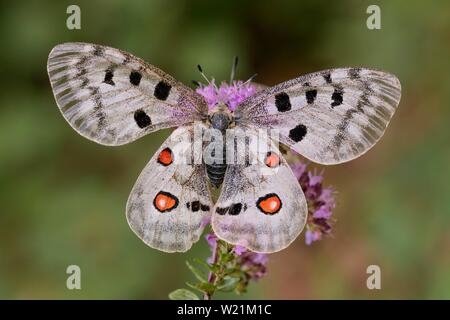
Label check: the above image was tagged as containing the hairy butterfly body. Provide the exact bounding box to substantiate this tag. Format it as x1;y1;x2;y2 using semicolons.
48;42;401;253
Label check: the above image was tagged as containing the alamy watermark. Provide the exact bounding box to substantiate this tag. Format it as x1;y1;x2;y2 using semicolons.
66;5;81;30
66;265;81;290
366;5;381;30
366;265;381;290
168;122;281;176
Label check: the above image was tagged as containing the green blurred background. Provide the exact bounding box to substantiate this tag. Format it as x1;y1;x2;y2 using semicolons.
0;0;449;299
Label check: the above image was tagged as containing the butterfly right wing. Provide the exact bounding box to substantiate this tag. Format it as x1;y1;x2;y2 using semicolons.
47;42;207;146
126;125;212;252
236;68;401;164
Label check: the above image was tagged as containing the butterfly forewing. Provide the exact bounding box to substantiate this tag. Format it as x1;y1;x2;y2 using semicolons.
236;68;401;164
126;125;213;252
47;42;207;145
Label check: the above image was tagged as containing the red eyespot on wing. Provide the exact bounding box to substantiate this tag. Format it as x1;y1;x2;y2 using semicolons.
153;191;179;212
256;193;282;215
158;147;173;166
264;152;280;168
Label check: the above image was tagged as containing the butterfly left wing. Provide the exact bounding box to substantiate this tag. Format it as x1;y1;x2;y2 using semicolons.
47;42;207;146
126;125;212;252
211;128;307;253
235;68;401;164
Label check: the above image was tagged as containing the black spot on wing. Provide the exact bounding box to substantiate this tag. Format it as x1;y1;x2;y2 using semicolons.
331;89;370;149
89;86;106;128
103;68;115;86
190;201;200;212
201;204;210;212
229;203;242;215
134;109;151;128
274;92;291;112
331;88;344;107
323;73;332;84
130;71;142;86
122;54;131;65
289;124;307;142
305;90;317;104
76;56;88;70
75;57;89;88
188;201;210;212
93;45;104;57
348;68;361;79
216;207;229;215
81;77;89;89
154;81;172;101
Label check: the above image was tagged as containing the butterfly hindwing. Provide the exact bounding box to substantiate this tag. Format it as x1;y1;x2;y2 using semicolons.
236;68;401;164
211;128;307;253
126;126;212;252
47;42;207;146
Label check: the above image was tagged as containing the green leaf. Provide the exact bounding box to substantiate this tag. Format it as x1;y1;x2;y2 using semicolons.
195;282;216;295
186;282;205;293
168;289;200;300
193;258;210;268
217;276;240;292
186;261;207;282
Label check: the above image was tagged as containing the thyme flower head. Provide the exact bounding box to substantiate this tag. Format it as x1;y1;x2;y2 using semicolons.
196;80;257;111
205;232;269;283
291;162;336;245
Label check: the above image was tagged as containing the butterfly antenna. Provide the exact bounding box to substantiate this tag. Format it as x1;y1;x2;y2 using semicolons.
230;56;239;83
197;64;211;84
243;73;258;85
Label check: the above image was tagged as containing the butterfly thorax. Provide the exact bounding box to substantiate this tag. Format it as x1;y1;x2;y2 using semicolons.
208;104;234;131
205;104;233;188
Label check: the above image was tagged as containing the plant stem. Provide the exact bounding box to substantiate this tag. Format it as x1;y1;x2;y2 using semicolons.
204;240;219;300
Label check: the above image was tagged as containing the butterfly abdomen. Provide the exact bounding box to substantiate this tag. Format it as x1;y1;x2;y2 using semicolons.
205;144;227;188
205;110;232;188
206;163;227;188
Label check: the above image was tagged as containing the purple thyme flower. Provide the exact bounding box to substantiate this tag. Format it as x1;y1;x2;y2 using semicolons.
196;80;257;111
290;161;336;245
241;255;268;280
205;232;218;248
233;245;268;279
313;205;332;219
290;162;307;180
205;231;268;281
196;80;219;108
205;232;218;264
234;245;247;256
305;229;322;245
234;246;268;281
